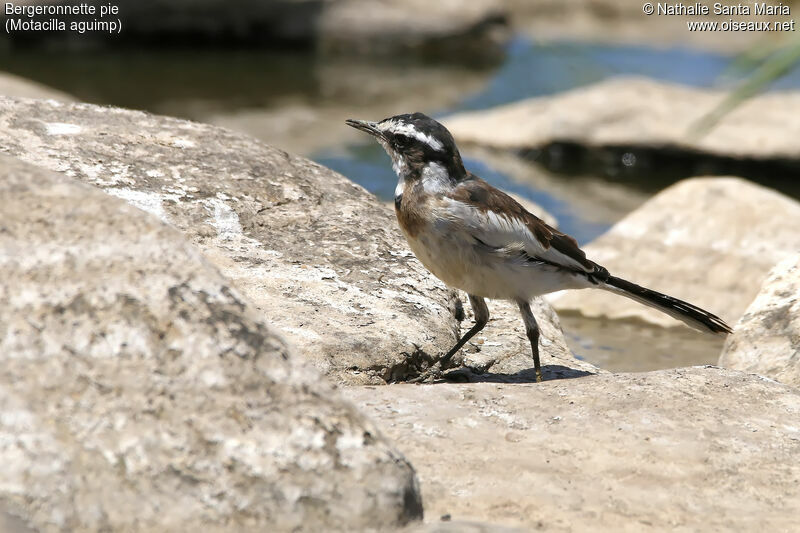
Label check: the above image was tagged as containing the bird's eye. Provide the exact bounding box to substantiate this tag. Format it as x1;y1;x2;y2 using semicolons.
393;135;412;149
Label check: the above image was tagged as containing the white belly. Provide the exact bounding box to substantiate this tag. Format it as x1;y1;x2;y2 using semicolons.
403;226;587;301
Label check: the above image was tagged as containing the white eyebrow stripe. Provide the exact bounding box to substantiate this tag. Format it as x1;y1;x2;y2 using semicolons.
380;120;445;152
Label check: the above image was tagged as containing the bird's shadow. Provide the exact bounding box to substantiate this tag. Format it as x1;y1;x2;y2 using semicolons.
438;364;595;384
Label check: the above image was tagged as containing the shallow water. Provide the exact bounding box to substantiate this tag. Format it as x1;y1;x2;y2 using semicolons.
5;38;798;371
559;315;726;372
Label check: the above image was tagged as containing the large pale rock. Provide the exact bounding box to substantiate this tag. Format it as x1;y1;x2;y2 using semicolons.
720;254;800;387
0;72;76;102
444;77;800;160
548;177;800;329
0;155;422;532
0;96;453;384
0;96;581;384
344;366;800;531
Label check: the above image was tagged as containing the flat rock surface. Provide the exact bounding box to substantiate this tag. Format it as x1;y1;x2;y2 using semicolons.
0;155;421;532
444;77;800;160
720;254;800;388
548;177;800;329
343;366;800;531
0;96;582;385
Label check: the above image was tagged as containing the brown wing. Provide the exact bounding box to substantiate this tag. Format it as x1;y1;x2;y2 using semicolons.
449;173;606;277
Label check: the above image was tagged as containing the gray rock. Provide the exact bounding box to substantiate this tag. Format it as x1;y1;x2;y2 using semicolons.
547;177;800;329
444;77;800;160
0;96;583;384
0;155;422;531
0;95;455;384
0;72;76;102
344;366;800;531
720;254;800;387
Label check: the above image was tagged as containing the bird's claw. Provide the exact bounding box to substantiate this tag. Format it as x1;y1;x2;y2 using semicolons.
408;362;444;384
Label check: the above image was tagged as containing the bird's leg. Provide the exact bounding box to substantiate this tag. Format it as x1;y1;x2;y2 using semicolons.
517;300;543;383
409;294;489;383
438;294;489;369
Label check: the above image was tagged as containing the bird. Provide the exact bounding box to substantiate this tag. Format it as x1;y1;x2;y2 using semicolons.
346;112;732;382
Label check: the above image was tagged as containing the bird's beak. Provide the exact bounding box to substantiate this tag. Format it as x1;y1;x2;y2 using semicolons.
345;118;383;139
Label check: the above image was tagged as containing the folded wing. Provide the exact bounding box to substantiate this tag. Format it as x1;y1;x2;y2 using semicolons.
443;175;606;279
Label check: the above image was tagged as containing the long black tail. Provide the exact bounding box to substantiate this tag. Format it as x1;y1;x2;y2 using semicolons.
602;275;732;334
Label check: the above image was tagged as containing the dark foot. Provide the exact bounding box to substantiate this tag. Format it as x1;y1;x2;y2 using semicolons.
407;362;445;384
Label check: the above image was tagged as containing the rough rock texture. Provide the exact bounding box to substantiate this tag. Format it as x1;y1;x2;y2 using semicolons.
344;366;800;531
0;96;453;384
0;72;76;102
444;77;800;160
0;155;422;532
720;254;800;387
548;177;800;329
0;96;580;384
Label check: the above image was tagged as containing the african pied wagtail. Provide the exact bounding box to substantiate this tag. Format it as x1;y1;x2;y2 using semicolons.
346;112;732;382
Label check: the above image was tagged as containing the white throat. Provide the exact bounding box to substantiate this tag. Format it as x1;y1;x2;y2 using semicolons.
391;155;408;177
394;161;452;198
394;177;405;198
420;162;451;194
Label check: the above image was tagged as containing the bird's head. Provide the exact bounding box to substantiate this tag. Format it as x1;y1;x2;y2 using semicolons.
346;112;465;181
